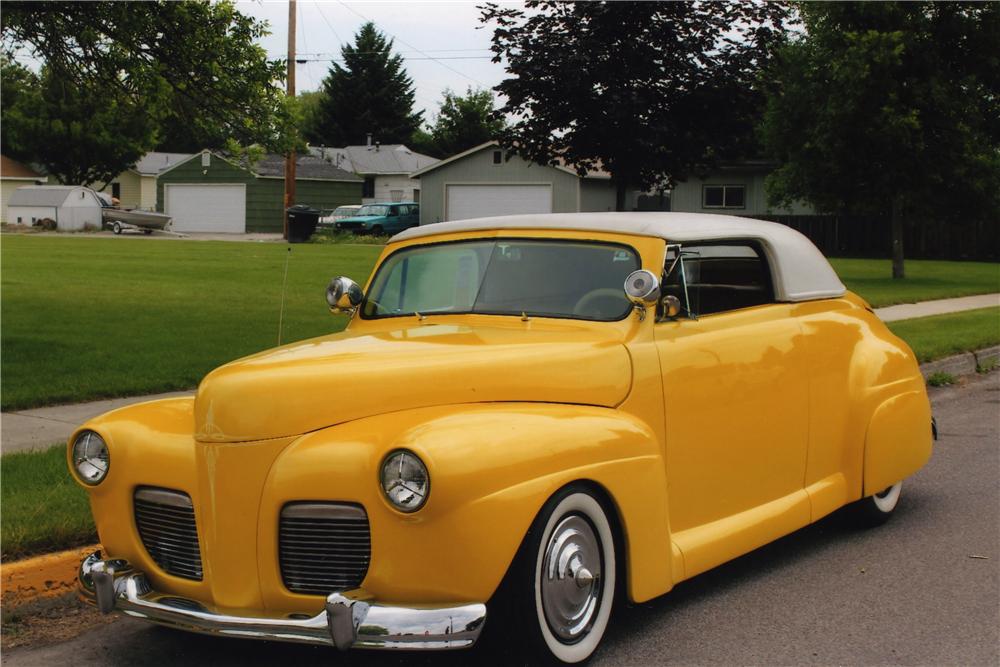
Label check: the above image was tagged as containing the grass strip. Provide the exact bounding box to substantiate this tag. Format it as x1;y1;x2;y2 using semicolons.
1;235;382;411
1;445;95;561
888;307;1000;363
830;258;999;308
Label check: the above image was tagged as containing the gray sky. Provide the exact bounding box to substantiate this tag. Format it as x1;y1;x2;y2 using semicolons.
236;0;511;124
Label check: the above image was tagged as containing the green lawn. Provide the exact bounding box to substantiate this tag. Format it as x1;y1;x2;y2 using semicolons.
1;445;95;560
830;258;999;307
2;236;998;410
1;236;382;410
887;307;1000;363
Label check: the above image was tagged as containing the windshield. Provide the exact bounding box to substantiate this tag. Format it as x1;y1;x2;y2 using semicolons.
362;239;639;321
357;205;389;217
334;206;358;216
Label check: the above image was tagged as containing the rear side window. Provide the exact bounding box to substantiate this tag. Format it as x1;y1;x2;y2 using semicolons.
664;243;773;316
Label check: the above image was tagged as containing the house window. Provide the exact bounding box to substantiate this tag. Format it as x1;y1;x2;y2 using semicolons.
702;185;745;209
492;150;503;165
111;183;121;199
362;176;375;198
413;188;420;203
390;190;404;202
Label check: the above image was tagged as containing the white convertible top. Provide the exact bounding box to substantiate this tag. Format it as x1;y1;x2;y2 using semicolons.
391;212;846;303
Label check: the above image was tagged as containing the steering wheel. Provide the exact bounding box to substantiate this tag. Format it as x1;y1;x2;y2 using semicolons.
573;288;628;318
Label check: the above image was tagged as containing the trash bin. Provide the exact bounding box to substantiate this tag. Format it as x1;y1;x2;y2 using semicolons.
286;205;321;243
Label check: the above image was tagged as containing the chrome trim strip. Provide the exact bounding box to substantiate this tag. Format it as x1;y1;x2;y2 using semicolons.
79;552;485;651
280;502;367;521
134;487;195;508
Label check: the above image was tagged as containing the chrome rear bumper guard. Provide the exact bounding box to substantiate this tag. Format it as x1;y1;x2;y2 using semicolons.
79;552;486;650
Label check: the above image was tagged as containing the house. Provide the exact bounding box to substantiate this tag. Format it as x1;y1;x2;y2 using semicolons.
91;152;192;210
669;161;816;217
408;141;637;225
156;150;362;233
7;185;103;230
309;141;437;204
1;155;47;223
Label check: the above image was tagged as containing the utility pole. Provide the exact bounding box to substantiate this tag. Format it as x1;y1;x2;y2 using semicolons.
283;0;297;240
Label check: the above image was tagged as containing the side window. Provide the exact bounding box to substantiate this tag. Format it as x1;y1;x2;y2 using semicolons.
663;242;773;316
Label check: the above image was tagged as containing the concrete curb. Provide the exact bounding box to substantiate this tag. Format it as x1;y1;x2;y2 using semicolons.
1;544;99;611
921;345;1000;380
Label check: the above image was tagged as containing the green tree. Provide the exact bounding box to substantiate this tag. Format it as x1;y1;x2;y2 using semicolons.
296;90;327;147
1;0;296;166
426;87;505;157
481;1;790;209
0;59;37;162
760;2;1000;278
312;22;422;146
3;65;158;186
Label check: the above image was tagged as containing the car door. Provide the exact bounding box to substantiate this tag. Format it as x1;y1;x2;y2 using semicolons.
384;205;404;233
653;241;811;578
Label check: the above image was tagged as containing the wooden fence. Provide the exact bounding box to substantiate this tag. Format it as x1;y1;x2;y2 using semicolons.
755;215;999;261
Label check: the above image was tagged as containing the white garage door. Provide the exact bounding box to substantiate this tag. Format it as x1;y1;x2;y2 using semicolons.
165;184;246;233
446;184;552;221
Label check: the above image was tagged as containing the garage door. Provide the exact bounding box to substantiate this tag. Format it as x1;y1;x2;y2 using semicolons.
165;184;246;233
446;184;552;221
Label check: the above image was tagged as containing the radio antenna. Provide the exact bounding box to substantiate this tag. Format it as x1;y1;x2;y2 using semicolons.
277;246;291;346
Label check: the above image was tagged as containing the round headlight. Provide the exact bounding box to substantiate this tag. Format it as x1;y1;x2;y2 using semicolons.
379;450;429;513
72;430;110;485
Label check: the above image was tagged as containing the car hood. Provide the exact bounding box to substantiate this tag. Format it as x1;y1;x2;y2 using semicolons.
338;215;384;223
193;323;632;443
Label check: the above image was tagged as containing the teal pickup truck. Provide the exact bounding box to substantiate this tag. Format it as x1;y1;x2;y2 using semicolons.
334;202;419;235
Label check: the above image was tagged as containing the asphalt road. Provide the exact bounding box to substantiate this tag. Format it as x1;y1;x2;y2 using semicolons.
6;374;998;666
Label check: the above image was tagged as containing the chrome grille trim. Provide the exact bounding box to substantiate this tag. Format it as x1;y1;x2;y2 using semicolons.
279;502;371;596
134;487;203;581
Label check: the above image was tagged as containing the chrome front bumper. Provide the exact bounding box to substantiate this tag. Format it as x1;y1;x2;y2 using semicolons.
79;552;486;650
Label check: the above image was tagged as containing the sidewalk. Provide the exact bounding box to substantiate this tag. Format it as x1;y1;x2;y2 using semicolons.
1;391;192;455
2;293;998;456
873;292;999;322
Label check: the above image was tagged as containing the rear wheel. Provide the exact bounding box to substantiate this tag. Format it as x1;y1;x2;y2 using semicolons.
112;221;122;235
493;486;617;664
851;481;902;527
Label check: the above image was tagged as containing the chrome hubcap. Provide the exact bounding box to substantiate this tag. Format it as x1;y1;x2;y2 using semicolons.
540;514;602;642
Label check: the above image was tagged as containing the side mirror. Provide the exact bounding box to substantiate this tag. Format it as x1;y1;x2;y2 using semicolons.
623;270;660;321
326;276;364;313
624;270;660;306
662;295;681;319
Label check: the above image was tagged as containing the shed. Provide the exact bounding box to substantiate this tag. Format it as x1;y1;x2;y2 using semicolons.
7;185;103;230
408;141;638;226
156;151;363;233
1;155;47;223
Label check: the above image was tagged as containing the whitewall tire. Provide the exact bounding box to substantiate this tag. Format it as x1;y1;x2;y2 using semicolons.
852;481;903;527
533;492;616;663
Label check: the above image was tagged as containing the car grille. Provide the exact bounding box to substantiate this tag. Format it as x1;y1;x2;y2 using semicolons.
336;221;364;231
279;502;371;596
133;487;204;581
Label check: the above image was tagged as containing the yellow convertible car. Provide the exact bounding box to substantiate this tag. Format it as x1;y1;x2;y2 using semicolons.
70;213;933;663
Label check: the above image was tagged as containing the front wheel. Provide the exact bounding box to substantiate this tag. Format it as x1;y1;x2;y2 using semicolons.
112;221;122;235
495;487;617;664
850;481;902;527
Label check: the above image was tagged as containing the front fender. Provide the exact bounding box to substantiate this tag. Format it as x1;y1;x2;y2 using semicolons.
258;402;672;613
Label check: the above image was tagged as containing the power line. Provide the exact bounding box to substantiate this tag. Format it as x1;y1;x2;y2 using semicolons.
335;0;487;87
314;1;345;49
296;55;493;62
